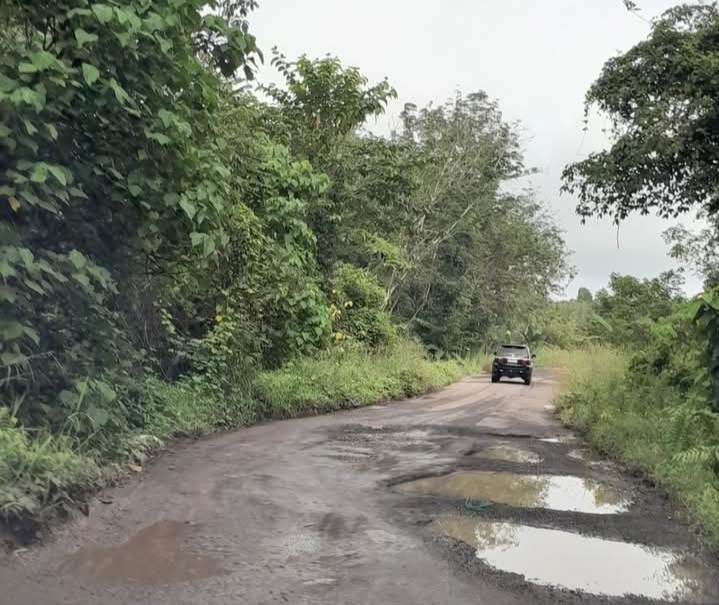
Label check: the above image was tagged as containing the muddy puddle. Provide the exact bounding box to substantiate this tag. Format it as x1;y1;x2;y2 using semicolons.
540;435;577;444
62;521;225;585
397;471;631;514
435;518;716;602
477;445;541;464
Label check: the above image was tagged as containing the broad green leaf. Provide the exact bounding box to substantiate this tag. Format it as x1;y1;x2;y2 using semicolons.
30;162;48;183
23;326;40;345
179;197;197;219
75;28;99;47
109;78;130;104
68;249;87;269
25;279;45;295
22;119;37;135
48;165;67;186
92;4;114;23
18;247;34;266
82;63;100;86
94;380;117;402
69;187;88;199
87;406;111;427
72;272;91;287
0;351;27;367
46;123;58;140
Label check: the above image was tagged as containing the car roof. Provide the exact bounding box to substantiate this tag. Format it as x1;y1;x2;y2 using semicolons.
500;344;529;349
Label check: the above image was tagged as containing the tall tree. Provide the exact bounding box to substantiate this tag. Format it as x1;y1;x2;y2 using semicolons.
563;3;719;221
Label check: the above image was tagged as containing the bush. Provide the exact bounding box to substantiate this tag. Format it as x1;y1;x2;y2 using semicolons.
0;409;101;518
554;347;719;550
255;339;470;417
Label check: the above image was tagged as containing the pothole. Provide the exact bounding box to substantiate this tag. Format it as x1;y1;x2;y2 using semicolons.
61;521;225;585
396;471;631;514
540;435;577;444
476;445;541;464
434;517;716;602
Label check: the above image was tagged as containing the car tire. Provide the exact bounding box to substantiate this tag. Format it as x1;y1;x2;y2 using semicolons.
524;375;532;386
491;374;500;383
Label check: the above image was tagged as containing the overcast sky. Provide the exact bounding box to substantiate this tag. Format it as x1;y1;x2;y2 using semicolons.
249;0;704;297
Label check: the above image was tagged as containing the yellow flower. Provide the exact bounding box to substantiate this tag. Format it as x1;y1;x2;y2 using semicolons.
215;314;223;323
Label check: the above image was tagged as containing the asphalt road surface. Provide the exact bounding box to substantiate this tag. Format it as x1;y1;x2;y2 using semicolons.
3;371;719;605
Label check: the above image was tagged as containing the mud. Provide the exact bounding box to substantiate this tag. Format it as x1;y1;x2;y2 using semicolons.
2;372;718;605
62;521;225;585
396;471;631;514
477;444;542;464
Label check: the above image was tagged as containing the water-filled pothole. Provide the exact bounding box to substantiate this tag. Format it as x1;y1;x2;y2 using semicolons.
477;445;541;464
397;471;631;514
435;518;716;602
62;521;225;585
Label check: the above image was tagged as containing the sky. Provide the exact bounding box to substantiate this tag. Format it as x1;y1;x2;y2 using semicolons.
248;0;705;297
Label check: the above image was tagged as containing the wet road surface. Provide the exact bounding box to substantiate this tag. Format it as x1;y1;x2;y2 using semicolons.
3;371;718;604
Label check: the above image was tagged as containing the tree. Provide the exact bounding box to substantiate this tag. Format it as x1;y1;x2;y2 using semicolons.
563;4;719;221
0;0;258;430
664;218;719;289
577;287;593;304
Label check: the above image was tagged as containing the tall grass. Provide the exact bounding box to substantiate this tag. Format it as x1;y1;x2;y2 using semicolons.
254;340;485;418
2;339;480;526
552;347;719;549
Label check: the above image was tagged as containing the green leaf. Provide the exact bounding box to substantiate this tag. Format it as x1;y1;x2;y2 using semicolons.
82;63;100;86
19;50;56;73
46;123;58;140
48;165;67;186
94;380;117;402
75;28;99;47
86;406;111;427
72;273;91;287
25;279;45;295
68;249;87;269
18;247;34;266
1;352;28;367
179;197;197;219
69;187;89;199
30;163;48;183
109;78;130;104
92;4;114;23
23;326;40;345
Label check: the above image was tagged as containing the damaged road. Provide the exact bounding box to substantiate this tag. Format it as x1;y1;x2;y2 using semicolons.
3;371;719;605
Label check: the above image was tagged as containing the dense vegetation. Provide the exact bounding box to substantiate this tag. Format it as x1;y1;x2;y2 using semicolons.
0;1;565;525
555;2;719;549
4;0;718;553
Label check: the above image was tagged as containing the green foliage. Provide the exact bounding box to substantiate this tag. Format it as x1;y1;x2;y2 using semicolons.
0;0;259;428
254;339;470;417
329;263;396;348
0;408;100;517
693;288;719;412
554;345;719;549
563;3;719;220
0;10;571;527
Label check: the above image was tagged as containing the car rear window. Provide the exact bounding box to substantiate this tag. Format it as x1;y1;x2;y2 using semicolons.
498;346;529;357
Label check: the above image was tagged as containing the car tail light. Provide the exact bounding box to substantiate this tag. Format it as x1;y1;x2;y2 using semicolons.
519;359;530;366
499;358;507;364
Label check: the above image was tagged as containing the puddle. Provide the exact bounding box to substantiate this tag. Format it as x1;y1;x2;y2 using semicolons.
540;435;577;444
435;518;715;602
477;445;541;464
62;521;225;585
397;472;631;514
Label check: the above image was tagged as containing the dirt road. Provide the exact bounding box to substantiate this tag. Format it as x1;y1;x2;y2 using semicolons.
3;372;719;605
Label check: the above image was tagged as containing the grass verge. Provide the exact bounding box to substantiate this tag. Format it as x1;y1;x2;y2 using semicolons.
547;346;719;550
1;340;482;539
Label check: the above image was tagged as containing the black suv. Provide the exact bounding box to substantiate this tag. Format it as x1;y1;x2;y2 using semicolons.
491;344;535;385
